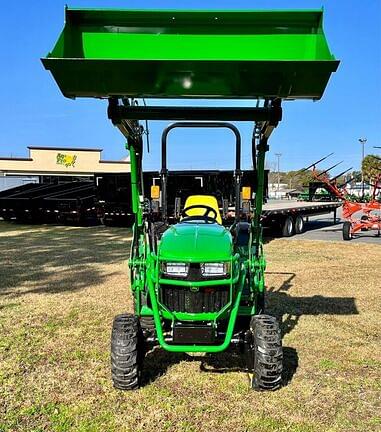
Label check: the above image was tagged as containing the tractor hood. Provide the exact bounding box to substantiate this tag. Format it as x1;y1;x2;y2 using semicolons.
159;223;233;262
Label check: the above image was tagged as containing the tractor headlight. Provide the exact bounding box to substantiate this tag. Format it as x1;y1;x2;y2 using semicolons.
201;262;230;277
161;262;189;278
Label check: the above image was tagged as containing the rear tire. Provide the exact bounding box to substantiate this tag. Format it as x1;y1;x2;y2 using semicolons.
111;313;145;390
294;215;304;234
281;216;294;237
342;221;352;241
249;315;283;391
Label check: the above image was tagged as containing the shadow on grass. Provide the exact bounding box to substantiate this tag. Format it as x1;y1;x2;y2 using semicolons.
200;346;298;387
265;271;359;337
141;347;187;386
138;269;358;389
0;223;131;298
140;344;298;388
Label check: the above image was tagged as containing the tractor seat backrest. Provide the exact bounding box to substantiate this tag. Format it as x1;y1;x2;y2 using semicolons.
183;195;222;225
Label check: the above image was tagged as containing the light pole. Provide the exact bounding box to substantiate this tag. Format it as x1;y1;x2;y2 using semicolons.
359;138;367;198
275;153;282;197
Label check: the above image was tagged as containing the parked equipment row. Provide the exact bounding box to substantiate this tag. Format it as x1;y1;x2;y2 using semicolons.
0;170;267;227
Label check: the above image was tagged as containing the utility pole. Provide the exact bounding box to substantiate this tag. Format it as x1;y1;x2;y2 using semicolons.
275;153;282;197
359;138;367;198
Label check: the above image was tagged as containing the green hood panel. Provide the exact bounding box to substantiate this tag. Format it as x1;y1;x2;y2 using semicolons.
159;223;233;262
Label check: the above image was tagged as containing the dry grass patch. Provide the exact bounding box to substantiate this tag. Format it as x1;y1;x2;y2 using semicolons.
0;222;380;431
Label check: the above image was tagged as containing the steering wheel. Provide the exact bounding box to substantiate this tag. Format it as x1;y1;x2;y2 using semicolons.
181;204;218;223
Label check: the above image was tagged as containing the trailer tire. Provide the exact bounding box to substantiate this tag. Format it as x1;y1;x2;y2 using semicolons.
281;216;294;237
342;221;352;241
101;218;112;227
56;213;66;225
111;313;145;390
294;215;304;234
249;315;283;391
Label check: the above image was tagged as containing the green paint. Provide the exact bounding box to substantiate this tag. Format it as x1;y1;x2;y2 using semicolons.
43;8;338;355
159;223;233;262
42;8;339;99
81;33;327;61
147;271;244;353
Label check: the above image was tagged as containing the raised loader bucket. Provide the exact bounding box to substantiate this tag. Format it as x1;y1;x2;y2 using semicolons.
42;8;339;100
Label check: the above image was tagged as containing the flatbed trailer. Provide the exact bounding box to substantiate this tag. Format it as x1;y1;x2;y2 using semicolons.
262;200;341;236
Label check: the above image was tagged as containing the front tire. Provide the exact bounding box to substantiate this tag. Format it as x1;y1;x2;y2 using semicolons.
111;314;145;390
342;221;352;241
249;315;283;391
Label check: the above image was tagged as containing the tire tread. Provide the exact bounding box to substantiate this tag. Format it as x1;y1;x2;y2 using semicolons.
111;313;143;390
250;314;283;391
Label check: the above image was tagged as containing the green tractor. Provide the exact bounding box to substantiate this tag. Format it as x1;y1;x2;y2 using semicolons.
43;7;339;390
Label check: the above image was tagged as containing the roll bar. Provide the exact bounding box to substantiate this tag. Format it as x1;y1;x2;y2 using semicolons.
160;122;242;221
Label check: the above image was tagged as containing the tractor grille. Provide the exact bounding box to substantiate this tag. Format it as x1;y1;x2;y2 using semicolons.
161;285;229;313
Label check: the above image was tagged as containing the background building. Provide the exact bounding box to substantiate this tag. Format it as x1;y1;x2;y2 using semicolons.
0;146;130;190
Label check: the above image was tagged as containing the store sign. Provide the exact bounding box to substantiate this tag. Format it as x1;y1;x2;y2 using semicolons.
56;153;77;168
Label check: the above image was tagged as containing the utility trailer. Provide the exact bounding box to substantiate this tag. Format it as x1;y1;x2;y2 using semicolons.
43;7;339;390
0;182;81;223
0;183;40;220
43;182;96;225
0;181;96;224
95;172;134;226
95;172;160;226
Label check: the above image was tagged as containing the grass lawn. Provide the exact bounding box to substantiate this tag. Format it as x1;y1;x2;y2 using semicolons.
0;222;380;432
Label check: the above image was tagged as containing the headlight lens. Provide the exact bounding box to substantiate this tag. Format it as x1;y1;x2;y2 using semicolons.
201;262;230;277
161;262;189;277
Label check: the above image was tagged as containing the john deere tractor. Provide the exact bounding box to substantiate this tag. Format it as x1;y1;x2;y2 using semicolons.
43;7;339;390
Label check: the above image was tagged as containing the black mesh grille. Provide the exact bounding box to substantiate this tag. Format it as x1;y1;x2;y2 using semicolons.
161;285;229;313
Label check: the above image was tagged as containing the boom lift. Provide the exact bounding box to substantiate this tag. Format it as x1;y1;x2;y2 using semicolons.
43;8;339;390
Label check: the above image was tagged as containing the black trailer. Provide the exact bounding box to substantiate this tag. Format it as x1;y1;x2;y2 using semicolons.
43;182;96;225
0;181;96;224
95;172;134;226
0;183;41;221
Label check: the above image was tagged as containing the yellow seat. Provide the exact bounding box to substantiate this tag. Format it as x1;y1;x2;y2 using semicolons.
182;195;222;224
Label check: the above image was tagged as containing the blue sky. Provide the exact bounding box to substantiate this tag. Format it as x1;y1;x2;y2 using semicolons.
0;0;380;173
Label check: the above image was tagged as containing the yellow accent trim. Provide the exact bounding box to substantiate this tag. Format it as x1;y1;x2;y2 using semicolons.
151;185;160;199
242;186;251;200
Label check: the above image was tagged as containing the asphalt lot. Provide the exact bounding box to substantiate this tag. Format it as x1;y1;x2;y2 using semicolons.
292;208;381;244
